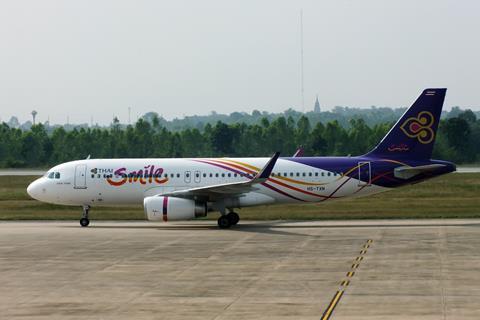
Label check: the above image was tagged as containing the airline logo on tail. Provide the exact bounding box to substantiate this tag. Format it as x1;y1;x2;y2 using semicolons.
399;111;435;144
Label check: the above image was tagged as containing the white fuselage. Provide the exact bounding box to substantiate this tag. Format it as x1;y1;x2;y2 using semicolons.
27;157;388;209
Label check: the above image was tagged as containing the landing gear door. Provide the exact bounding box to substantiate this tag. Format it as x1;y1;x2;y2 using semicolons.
74;164;87;189
358;161;371;186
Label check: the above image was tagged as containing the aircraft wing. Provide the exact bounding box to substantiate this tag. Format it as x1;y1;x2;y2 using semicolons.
158;152;280;201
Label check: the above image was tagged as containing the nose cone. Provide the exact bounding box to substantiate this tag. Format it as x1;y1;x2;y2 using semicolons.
27;179;42;200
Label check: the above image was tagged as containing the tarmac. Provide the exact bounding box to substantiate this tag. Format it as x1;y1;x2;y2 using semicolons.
1;219;479;319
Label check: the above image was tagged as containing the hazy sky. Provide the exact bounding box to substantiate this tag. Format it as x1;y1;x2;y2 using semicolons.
1;0;479;125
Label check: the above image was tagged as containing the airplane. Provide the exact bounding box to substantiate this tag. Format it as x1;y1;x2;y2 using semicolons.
27;88;456;229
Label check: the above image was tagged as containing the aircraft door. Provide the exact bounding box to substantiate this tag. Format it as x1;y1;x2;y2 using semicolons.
357;161;371;186
74;164;87;189
184;171;191;183
194;170;201;183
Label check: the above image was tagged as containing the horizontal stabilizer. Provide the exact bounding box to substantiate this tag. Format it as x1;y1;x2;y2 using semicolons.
394;164;446;179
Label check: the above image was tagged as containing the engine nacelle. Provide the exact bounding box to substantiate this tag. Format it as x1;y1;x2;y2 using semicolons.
143;196;207;222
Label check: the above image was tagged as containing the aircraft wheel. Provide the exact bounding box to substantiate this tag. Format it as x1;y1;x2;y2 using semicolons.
80;218;90;227
227;212;240;225
217;215;231;229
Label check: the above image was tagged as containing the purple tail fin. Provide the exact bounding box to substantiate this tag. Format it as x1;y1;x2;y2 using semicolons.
366;88;446;160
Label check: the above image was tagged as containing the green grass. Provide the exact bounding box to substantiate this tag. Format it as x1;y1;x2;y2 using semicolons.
0;173;479;220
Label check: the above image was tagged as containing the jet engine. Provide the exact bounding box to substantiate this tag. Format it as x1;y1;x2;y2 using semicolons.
143;196;207;221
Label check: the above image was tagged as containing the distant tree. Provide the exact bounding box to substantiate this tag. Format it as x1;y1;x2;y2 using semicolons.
442;117;473;162
210;121;237;155
0;111;479;167
296;116;311;152
20;124;49;167
347;118;372;155
323;120;348;155
310;123;327;156
458;110;477;123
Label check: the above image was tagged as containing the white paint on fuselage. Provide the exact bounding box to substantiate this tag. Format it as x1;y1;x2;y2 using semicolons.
27;158;389;209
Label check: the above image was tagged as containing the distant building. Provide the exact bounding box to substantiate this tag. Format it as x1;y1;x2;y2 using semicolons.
313;95;320;113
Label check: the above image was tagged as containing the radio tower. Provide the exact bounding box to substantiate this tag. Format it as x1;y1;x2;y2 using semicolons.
300;9;305;112
31;110;37;125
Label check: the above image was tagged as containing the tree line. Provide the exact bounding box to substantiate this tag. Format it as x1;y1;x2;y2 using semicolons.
0;110;478;168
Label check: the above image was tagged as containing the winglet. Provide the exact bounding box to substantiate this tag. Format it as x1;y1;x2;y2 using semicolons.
254;152;280;181
293;147;304;157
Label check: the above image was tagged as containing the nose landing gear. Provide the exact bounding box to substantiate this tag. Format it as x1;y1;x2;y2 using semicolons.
80;205;90;227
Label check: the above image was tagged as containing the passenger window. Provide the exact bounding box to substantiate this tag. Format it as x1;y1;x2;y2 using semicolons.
321;172;325;177
302;172;306;177
327;172;331;176
227;173;231;177
309;172;312;177
177;173;180;178
284;172;287;177
209;173;213;177
170;173;174;178
290;172;293;177
215;173;219;177
221;173;225;177
203;173;206;178
186;173;190;178
48;172;55;179
296;172;300;177
234;173;237;177
271;173;275;177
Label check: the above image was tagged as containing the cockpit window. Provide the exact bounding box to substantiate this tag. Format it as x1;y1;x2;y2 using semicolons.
55;172;60;179
48;172;55;179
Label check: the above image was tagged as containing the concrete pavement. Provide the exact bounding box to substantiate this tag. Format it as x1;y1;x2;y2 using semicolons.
0;220;479;319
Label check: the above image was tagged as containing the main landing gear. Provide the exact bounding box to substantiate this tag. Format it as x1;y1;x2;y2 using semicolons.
80;205;90;227
217;211;240;229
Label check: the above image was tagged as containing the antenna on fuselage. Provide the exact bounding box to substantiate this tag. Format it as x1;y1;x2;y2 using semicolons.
86;155;91;160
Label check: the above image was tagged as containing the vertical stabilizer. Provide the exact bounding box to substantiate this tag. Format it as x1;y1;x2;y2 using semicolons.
366;88;446;160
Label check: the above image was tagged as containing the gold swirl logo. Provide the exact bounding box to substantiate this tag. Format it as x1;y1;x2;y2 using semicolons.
399;111;435;144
